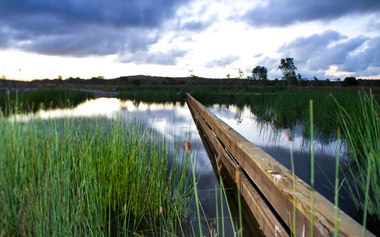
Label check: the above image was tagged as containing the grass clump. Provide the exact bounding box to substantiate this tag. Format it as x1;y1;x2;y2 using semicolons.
334;90;380;231
0;114;193;236
0;89;95;114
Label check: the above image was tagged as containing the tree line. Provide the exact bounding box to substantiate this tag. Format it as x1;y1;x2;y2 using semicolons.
251;58;359;86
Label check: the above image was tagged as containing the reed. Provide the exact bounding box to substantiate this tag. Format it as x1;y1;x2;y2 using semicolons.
0;89;94;114
333;90;380;229
195;89;380;236
3;87;379;236
190;88;367;145
282;94;377;236
333;129;342;237
309;100;315;237
0;114;194;236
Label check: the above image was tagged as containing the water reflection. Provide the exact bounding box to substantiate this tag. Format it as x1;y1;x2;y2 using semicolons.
208;104;348;159
207;104;367;225
8;98;367;235
9;98;237;236
11;98;213;172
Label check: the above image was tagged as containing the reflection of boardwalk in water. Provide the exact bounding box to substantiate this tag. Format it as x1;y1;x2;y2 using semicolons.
186;93;375;237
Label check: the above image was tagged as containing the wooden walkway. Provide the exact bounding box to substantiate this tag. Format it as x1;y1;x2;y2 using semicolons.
186;94;375;237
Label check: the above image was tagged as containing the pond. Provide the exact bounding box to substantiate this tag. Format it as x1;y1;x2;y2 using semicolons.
8;97;370;235
9;97;240;236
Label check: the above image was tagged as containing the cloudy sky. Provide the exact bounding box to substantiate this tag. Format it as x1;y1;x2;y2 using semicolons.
1;0;379;81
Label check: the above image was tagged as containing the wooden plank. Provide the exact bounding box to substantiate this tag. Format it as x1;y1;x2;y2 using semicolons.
188;97;289;237
195;118;266;237
186;94;375;237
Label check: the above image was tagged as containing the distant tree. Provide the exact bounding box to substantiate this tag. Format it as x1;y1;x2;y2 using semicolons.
189;70;196;78
226;74;230;79
1;75;6;80
295;73;303;86
252;66;268;81
335;78;341;87
296;73;302;81
279;58;297;86
343;76;358;86
238;69;244;79
58;75;62;80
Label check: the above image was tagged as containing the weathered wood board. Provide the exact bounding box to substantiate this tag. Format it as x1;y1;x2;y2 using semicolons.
186;93;375;237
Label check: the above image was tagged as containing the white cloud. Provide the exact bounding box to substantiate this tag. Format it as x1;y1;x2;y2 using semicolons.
0;0;379;80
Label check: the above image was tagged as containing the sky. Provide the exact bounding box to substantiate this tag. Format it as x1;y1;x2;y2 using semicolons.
1;0;380;81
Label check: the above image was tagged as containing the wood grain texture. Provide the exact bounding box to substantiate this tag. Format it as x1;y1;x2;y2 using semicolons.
186;94;375;237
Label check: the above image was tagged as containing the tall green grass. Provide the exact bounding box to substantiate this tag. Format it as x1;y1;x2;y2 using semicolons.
191;88;368;145
195;88;380;235
0;93;250;237
0;90;95;114
3;88;379;236
334;91;380;231
0;114;194;236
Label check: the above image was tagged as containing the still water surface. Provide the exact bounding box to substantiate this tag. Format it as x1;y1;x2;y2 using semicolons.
12;97;361;235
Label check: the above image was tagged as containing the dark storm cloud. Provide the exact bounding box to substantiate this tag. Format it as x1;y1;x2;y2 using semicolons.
205;55;239;68
14;27;161;57
0;31;11;49
307;36;368;70
0;0;187;56
278;30;368;70
178;14;216;32
118;49;188;65
180;20;213;31
20;28;122;56
243;0;380;27
261;31;379;79
339;36;380;72
278;30;346;62
0;0;185;28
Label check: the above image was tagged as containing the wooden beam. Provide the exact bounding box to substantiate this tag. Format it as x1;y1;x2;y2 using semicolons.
188;97;289;237
186;94;375;237
195;118;266;237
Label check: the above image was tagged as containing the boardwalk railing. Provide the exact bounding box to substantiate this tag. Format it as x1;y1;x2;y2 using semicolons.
186;94;374;237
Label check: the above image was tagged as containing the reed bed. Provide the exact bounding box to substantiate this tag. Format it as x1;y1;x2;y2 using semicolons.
246;89;380;232
191;88;371;129
334;91;380;231
0;90;94;114
192;88;380;235
0;114;194;236
3;87;379;236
